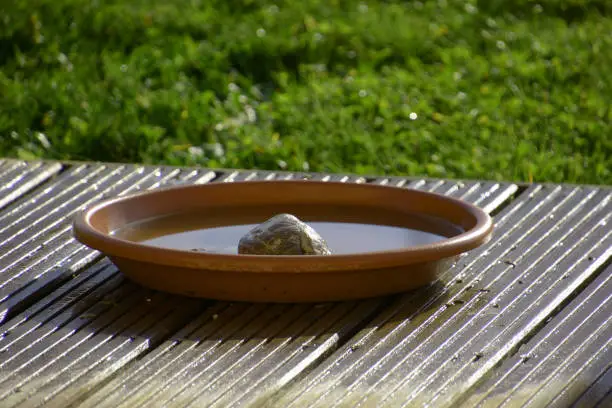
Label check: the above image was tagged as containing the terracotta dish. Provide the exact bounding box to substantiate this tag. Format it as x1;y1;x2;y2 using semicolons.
72;181;493;302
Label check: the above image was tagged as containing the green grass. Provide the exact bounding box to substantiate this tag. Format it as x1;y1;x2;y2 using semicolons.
1;0;611;184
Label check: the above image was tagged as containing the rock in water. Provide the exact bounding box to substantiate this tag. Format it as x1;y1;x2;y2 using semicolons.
238;214;332;255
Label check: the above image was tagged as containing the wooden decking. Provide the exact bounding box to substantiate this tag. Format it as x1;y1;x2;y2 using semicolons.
0;159;609;407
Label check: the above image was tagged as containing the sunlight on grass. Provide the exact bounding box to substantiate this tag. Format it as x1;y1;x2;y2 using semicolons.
0;0;610;184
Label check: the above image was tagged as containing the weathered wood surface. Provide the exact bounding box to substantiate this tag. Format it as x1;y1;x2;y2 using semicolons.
0;159;609;408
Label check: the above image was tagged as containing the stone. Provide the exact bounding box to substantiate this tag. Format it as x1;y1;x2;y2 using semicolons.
238;213;331;255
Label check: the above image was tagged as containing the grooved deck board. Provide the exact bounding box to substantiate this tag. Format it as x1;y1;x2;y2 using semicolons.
462;264;612;408
0;164;216;323
0;160;63;210
74;174;518;408
1;161;609;408
271;185;611;408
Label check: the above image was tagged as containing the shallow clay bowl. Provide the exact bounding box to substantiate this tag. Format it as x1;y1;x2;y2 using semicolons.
72;180;493;303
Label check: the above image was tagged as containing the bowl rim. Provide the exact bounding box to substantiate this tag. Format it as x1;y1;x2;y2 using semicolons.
72;180;494;273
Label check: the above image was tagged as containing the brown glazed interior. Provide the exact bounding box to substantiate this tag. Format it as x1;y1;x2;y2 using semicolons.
73;180;493;302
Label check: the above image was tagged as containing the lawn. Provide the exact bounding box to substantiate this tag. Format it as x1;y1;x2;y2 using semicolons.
1;0;610;184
